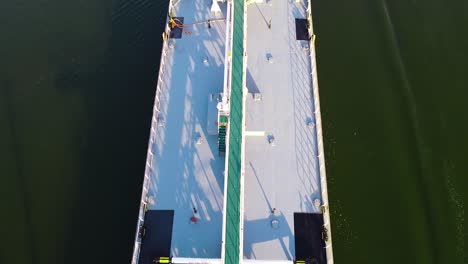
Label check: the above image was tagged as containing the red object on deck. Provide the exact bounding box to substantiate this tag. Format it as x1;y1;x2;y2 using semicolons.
190;216;197;223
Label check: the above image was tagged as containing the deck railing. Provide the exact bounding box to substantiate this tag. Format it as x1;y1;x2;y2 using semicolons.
222;0;233;112
306;1;334;263
221;0;233;261
130;8;175;264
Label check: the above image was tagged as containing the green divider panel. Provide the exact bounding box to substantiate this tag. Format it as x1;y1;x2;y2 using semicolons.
224;0;244;262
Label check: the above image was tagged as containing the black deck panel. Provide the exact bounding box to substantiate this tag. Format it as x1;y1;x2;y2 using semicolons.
295;18;310;40
138;210;174;264
294;213;326;264
169;17;184;39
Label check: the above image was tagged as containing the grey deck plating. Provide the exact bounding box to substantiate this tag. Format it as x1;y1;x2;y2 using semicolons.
133;0;333;262
146;0;227;258
243;0;321;261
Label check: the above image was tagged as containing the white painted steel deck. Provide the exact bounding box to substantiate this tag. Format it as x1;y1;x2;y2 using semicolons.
243;0;322;261
146;0;228;258
133;0;333;262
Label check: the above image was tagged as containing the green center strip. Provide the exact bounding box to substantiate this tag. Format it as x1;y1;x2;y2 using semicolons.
224;0;245;263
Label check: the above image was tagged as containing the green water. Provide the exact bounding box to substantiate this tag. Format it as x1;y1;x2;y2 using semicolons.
0;0;168;263
313;0;466;263
0;0;465;263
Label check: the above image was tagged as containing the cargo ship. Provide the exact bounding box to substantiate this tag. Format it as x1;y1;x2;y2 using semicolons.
131;0;333;263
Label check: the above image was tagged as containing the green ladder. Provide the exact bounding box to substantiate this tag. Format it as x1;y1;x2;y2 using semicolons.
218;124;227;155
218;115;229;156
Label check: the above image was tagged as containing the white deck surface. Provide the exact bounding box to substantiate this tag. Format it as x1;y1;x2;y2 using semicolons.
243;0;322;260
147;0;227;258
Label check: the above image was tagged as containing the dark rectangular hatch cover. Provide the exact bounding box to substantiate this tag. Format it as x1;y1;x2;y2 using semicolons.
295;18;310;40
294;213;326;264
169;17;184;39
138;210;174;264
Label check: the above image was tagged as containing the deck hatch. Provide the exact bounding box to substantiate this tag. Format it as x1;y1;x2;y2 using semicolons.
295;18;310;40
293;213;326;264
138;210;174;264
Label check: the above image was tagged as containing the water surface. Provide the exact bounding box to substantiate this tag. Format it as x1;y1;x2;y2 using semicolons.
1;0;168;263
312;0;466;263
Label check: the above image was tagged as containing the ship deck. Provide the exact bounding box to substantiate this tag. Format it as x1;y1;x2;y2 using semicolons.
243;0;322;261
145;0;227;258
136;0;332;262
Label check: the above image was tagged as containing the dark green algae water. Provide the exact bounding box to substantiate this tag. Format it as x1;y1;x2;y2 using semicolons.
0;0;465;263
1;0;168;263
313;0;466;263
